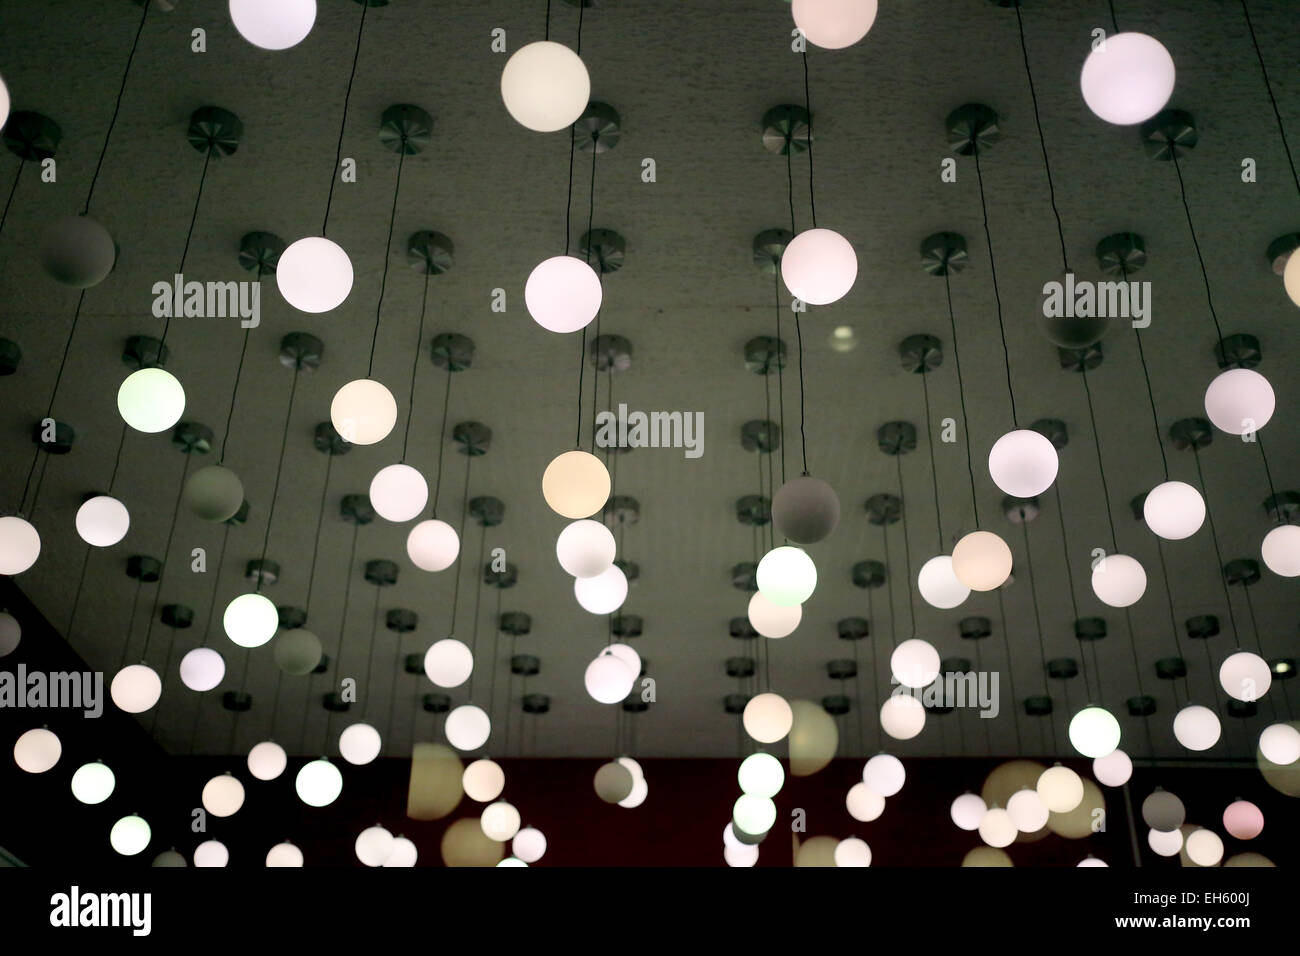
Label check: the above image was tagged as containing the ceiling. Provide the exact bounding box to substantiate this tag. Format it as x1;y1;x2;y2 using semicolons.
0;0;1297;762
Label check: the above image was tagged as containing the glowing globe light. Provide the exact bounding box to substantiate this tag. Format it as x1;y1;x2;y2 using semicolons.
1286;246;1300;307
201;773;245;817
1204;368;1275;435
196;845;232;870
229;0;316;50
1091;553;1146;608
369;464;428;522
619;775;649;809
118;368;185;433
1079;32;1176;125
834;837;872;867
1259;723;1300;765
771;475;840;544
978;807;1017;848
606;642;642;683
574;564;628;615
266;842;304;867
725;844;760;867
331;379;397;446
584;649;634;704
406;518;460;572
183;465;244;523
383;837;418;867
75;495;129;547
1173;704;1221;751
1261;524;1300;577
481;801;521;841
747;590;802;639
738;752;785;798
0;74;7;128
223;592;278;648
110;663;161;713
500;41;590;132
988;429;1059;497
1142;481;1205;540
756;546;817;607
247;741;287;781
424;638;474;688
0;516;40;576
543;450;611;519
1219;650;1271;702
339;722;381;765
1223;800;1264;840
862;753;905;797
780;228;857;305
1093;748;1133;787
110;815;151;856
556;519;617;578
1142;789;1185;831
1036;765;1084;813
1007;788;1050;832
71;761;115;804
743;692;793;744
498;857;528;867
846;782;885;822
733;794;777;836
891;639;940;689
1078;856;1108;867
1068;705;1121;758
14;727;60;773
723;823;745;849
295;758;342;807
0;611;19;657
880;694;926;740
39;214;116;287
355;825;394;867
179;647;225;692
917;555;970;609
1185;828;1224;867
951;531;1013;591
791;0;878;50
1148;827;1183;857
950;792;987;830
462;758;505;802
277;236;352;313
445;704;490;751
525;256;603;333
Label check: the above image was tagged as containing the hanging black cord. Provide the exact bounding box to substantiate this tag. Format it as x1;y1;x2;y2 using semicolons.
801;50;817;228
994;586;1025;754
882;524;897;652
304;454;334;614
1241;586;1281;721
400;270;431;462
1051;486;1088;697
118;578;144;671
774;273;787;486
447;452;473;635
921;369;943;553
544;0;551;40
466;522;487;702
1168;149;1226;348
140;454;192;661
893;454;917;639
255;368;301;593
1019;521;1057;749
1191;447;1242;644
1080;365;1119;552
1106;0;1120;33
973;150;1018;427
0;160;24;235
366;149;405;377
84;1;150;215
1125;266;1170;480
323;1;368;235
1015;2;1069;274
943;272;980;526
429;367;453;518
160;149;211;348
1241;0;1300;199
794;313;809;474
1256;434;1285;526
198;523;232;650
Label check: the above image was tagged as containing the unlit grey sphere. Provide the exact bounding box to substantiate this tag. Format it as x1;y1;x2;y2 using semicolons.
183;465;245;522
1142;789;1186;832
593;760;634;803
151;849;187;867
771;475;841;544
39;214;117;288
273;629;322;676
1037;313;1111;350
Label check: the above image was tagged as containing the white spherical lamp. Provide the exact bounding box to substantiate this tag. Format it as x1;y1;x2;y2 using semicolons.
743;692;793;744
584;649;633;704
556;519;616;578
331;379;397;446
424;638;474;688
1223;800;1264;840
989;429;1059;497
500;41;590;132
223;592;279;648
71;761;115;804
1093;748;1133;787
407;519;460;571
724;844;760;867
201;773;245;817
1285;246;1300;307
880;694;926;740
747;590;802;639
1259;722;1300;765
792;0;878;49
75;495;130;546
39;214;116;287
542;450;610;519
756;545;817;607
355;825;394;867
834;837;872;867
266;842;304;867
295;758;342;807
118;368;185;433
525;256;602;332
1007;788;1050;832
917;555;970;609
1091;553;1146;607
1148;827;1183;857
481;801;521;841
950;792;987;830
182;466;244;523
846;782;886;822
1185;828;1224;867
462;758;505;802
229;0;316;50
0;611;19;657
862;753;905;797
384;837;418;867
1261;524;1300;577
951;531;1013;591
445;704;490;751
1142;481;1205;540
619;775;649;809
14;727;60;773
1173;704;1220;751
780;228;857;304
512;827;547;863
733;794;777;836
0;517;40;576
369;464;427;522
1068;705;1121;758
574;564;628;615
1036;765;1084;812
978;807;1017;848
771;474;841;543
247;740;287;781
179;646;225;691
1219;650;1271;702
738;751;785;798
110;663;161;713
1079;32;1176;125
110;816;151;856
891;639;940;689
339;722;381;765
1204;368;1275;435
276;236;352;313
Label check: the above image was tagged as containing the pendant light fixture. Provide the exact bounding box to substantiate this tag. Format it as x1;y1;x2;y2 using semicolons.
424;440;477;688
229;0;317;51
1078;1;1175;126
791;0;878;51
879;427;928;741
